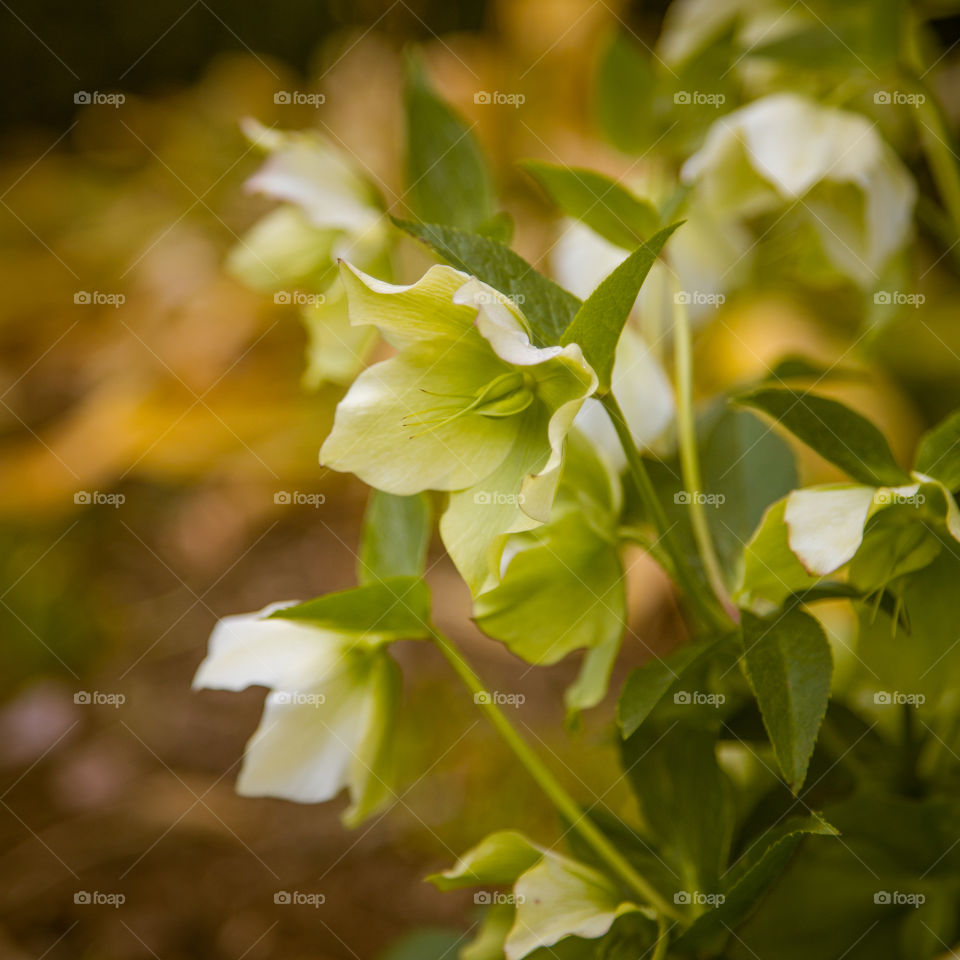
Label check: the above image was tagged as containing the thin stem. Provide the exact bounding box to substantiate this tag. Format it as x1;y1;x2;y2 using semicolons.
672;292;739;623
600;392;729;633
651;916;671;960
904;22;960;247
430;627;682;920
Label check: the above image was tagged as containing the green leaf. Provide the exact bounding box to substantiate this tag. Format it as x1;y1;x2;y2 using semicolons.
392;218;581;346
404;53;496;230
623;719;734;894
560;223;681;390
915;407;960;491
617;639;721;738
734;388;911;487
745;26;866;70
741;608;833;791
269;576;431;643
594;30;656;154
699;405;798;580
358;491;431;584
521;160;659;250
675;816;837;950
760;354;860;385
377;929;466;960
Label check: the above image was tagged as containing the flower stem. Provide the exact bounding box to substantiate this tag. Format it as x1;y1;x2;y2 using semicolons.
672;292;739;623
903;23;960;249
600;393;729;633
652;916;672;960
430;627;682;920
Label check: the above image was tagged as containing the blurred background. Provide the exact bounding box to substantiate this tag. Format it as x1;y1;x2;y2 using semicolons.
2;0;960;957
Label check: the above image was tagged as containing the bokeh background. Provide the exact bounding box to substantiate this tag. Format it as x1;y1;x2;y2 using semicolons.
2;1;960;958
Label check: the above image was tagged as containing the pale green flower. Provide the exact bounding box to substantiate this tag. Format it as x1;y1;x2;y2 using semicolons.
783;477;960;577
474;430;626;717
227;119;387;384
682;93;916;286
430;831;653;960
737;475;960;612
320;262;598;592
193;594;415;826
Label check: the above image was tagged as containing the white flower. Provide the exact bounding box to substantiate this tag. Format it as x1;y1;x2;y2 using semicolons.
682;93;916;285
193;601;399;825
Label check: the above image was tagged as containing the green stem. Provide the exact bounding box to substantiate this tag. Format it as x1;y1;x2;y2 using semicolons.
652;916;671;960
600;392;729;633
903;23;960;246
430;627;682;920
672;292;738;623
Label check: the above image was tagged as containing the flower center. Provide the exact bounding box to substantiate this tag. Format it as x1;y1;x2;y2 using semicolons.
402;370;535;437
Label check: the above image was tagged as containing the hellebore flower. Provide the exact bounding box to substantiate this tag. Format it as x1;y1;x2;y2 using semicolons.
227;119;388;385
682;93;915;287
430;831;653;960
320;262;598;593
193;580;429;825
474;430;627;718
738;476;960;613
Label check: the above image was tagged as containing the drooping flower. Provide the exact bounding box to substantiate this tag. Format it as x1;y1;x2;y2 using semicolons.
430;831;654;960
682;93;916;287
193;580;429;825
738;475;960;612
320;262;598;593
474;429;626;718
227;119;388;385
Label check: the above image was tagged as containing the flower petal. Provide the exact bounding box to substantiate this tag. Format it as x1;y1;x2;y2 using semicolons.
784;485;876;576
506;855;644;960
339;261;475;346
242;119;379;235
320;344;518;495
440;405;553;593
193;604;347;693
236;651;374;804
